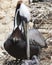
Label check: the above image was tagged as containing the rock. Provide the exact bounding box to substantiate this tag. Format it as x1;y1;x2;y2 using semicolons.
48;30;52;37
50;64;52;65
46;37;52;45
0;0;11;10
0;10;6;19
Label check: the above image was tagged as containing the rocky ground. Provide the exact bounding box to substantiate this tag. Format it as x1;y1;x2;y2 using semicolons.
0;1;52;65
0;44;52;65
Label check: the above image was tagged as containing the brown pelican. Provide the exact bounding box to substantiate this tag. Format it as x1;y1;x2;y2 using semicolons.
4;0;47;61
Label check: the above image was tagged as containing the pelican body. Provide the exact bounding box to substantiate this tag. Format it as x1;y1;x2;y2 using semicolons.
4;0;47;60
4;27;47;59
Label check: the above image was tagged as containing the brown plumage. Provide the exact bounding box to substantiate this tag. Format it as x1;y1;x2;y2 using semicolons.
4;27;40;59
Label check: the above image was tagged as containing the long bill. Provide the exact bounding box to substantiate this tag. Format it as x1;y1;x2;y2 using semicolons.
27;24;30;59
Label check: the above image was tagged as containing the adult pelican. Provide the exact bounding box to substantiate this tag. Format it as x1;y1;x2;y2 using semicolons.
4;0;47;61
